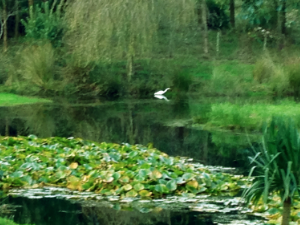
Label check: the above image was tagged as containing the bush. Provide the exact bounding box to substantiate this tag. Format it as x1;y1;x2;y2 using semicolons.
205;62;254;96
285;57;300;99
253;53;289;96
6;42;60;95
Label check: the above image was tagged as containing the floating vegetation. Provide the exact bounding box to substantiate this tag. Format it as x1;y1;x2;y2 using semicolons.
0;136;245;198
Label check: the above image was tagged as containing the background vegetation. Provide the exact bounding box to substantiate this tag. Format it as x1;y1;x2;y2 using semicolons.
0;0;300;98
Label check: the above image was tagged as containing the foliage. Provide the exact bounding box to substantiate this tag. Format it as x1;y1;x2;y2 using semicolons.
206;0;229;30
240;0;278;29
243;117;300;224
248;194;300;224
286;57;300;99
6;42;60;94
21;1;64;46
253;53;289;96
203;61;255;96
0;136;244;198
63;0;197;74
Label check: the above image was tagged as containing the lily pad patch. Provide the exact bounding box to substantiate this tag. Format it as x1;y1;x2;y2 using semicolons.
0;136;245;198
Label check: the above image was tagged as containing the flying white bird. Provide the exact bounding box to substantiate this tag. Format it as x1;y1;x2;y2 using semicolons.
154;88;170;95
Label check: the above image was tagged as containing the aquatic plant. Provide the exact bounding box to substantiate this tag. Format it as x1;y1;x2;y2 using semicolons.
243;117;300;225
0;136;243;198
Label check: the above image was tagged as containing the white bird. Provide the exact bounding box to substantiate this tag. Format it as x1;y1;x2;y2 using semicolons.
154;88;170;95
154;94;169;101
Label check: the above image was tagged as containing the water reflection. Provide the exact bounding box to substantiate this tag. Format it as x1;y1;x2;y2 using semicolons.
0;98;264;225
4;196;262;225
0;99;254;170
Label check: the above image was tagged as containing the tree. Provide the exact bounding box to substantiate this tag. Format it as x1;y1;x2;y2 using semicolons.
243;117;300;225
64;0;197;80
229;0;235;28
0;0;17;52
14;0;19;38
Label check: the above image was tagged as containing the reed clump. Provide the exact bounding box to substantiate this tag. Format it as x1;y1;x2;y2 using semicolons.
253;53;289;96
285;57;300;99
6;42;59;94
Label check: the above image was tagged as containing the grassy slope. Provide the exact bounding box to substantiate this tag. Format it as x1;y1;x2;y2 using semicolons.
198;100;300;131
0;93;51;106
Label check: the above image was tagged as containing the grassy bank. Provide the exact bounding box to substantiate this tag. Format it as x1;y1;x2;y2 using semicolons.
193;100;300;131
0;217;32;225
0;93;51;106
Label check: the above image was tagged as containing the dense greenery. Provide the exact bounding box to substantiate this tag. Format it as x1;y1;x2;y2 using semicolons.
0;0;300;98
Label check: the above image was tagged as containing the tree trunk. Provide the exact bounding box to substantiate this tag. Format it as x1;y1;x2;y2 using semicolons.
28;0;33;17
277;0;286;50
281;197;291;225
280;0;286;35
14;0;19;39
127;35;135;81
2;0;7;52
201;0;208;54
229;0;235;28
5;117;9;136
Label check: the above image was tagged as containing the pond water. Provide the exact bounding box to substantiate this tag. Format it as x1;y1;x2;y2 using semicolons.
0;97;264;225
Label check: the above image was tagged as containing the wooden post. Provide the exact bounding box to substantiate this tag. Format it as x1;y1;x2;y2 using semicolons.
201;0;208;54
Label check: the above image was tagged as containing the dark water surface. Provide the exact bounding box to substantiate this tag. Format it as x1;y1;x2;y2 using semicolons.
0;98;261;225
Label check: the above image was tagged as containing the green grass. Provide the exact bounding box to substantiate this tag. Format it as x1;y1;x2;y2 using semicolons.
0;93;51;106
197;100;300;131
0;217;33;225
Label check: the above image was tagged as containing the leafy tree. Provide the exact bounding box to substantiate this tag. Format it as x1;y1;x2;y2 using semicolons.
244;117;300;225
64;0;197;80
21;0;65;45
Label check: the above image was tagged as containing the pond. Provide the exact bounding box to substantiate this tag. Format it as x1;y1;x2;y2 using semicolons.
0;97;265;225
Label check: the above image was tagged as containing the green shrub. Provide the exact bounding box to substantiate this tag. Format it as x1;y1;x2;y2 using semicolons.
253;54;275;83
286;57;300;99
205;62;254;96
253;53;289;96
6;42;60;95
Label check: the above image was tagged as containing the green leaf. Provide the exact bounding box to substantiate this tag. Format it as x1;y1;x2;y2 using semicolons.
166;180;177;191
154;184;169;193
123;184;133;191
139;190;152;197
126;190;138;197
133;183;144;191
119;176;130;183
182;173;194;180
